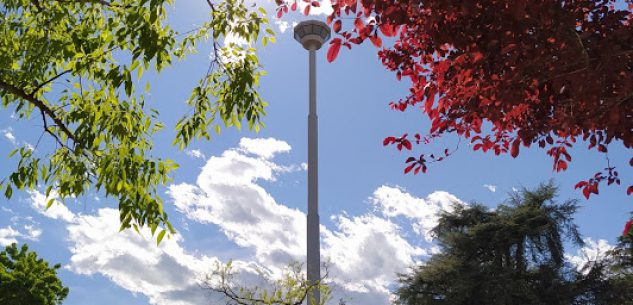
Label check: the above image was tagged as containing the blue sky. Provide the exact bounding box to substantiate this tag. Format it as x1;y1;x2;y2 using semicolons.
1;1;631;305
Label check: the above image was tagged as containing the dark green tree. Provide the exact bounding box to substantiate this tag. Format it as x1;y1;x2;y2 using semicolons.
0;243;69;305
395;182;590;305
576;230;633;305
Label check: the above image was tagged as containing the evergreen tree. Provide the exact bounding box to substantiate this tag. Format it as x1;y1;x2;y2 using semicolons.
395;182;632;305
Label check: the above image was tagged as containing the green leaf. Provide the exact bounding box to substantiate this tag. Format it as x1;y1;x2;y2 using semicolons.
156;229;166;245
8;149;18;158
45;198;55;210
4;185;12;199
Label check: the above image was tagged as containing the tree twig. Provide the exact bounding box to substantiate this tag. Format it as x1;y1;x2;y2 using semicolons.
0;78;78;147
32;69;72;94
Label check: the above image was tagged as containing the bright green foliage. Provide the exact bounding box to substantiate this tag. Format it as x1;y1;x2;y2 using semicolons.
206;261;331;305
395;182;633;305
0;0;274;241
0;243;69;305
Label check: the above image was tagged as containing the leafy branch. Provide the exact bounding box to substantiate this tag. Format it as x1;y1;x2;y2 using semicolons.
203;261;331;305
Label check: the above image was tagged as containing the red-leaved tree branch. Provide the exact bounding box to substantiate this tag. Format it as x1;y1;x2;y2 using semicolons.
277;0;633;233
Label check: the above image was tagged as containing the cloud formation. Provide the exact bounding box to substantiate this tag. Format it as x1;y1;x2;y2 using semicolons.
0;225;41;246
2;127;16;145
483;184;497;192
185;149;206;160
565;238;615;273
21;137;462;305
28;190;76;222
168;138;463;304
66;208;222;305
370;186;464;242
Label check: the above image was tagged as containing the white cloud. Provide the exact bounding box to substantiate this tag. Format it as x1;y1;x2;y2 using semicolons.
169;145;305;267
1;206;14;214
322;214;425;299
565;238;615;274
0;224;41;246
370;186;464;242
0;226;21;246
274;19;289;33
185;149;206;160
66;208;267;305
23;136;459;305
1;127;34;150
23;224;42;240
28;190;76;222
483;184;497;192
168;138;461;304
239;137;291;159
0;135;462;305
2;128;16;145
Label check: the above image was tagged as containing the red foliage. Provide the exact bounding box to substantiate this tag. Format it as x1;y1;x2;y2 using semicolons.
277;0;633;200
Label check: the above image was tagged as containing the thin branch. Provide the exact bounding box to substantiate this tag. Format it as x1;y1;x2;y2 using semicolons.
206;0;215;10
56;0;127;8
0;78;78;146
32;69;72;94
40;108;73;153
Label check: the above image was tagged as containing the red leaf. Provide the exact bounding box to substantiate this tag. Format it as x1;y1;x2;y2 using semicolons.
311;1;320;7
574;181;587;189
404;163;415;174
369;35;382;48
629;158;633;167
424;90;436;114
501;43;517;53
383;136;396;146
379;23;396;37
304;5;311;15
510;139;520;158
405;156;416;163
277;9;283;18
291;2;297;10
354;18;364;31
472;52;484;63
327;39;342;62
402;139;412;150
628;186;633;196
333;20;342;33
582;187;590;199
557;160;568;172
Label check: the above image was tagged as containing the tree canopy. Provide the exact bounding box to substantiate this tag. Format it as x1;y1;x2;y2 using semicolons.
277;0;633;201
0;243;69;305
0;0;274;240
394;183;633;305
